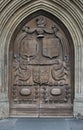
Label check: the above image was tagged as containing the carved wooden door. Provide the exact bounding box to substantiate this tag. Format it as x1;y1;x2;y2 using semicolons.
9;15;73;117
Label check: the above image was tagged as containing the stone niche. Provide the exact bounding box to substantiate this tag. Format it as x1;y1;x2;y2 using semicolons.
0;0;83;119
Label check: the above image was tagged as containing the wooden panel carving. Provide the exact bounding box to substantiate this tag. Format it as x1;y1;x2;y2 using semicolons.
9;15;73;117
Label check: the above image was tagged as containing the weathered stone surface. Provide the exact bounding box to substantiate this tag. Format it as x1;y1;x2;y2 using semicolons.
0;100;9;119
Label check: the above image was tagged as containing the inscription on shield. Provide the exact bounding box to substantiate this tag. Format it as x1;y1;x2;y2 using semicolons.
43;37;60;58
32;66;49;84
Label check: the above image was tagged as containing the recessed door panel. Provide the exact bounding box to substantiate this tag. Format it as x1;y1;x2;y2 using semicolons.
9;14;73;117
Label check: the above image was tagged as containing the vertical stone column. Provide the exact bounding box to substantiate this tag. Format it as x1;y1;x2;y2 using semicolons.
0;43;9;119
81;48;83;93
0;47;1;92
74;46;83;119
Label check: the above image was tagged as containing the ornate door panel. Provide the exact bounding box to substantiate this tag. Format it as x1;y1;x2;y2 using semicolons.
9;15;73;117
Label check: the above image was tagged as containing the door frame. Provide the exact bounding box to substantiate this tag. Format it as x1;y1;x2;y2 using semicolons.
9;11;74;117
0;0;83;118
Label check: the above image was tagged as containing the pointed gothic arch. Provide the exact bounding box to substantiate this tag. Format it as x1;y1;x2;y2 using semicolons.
8;10;74;117
0;0;82;118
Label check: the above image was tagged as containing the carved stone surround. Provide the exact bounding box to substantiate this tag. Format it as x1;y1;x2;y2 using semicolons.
0;0;83;119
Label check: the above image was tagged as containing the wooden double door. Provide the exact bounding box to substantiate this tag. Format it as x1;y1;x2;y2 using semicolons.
9;14;73;117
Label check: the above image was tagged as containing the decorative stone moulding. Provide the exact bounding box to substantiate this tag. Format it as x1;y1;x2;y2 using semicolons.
0;0;83;119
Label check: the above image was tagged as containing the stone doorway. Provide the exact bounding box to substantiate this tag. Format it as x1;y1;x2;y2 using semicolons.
9;11;74;117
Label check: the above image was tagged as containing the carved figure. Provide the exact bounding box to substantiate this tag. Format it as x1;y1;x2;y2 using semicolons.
13;56;31;84
51;59;69;85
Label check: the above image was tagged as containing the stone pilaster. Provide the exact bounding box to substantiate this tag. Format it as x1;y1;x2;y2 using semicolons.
74;47;83;119
0;39;9;119
0;47;1;92
0;94;9;119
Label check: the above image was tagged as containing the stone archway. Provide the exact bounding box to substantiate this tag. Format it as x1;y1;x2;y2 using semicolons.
9;11;74;117
0;0;83;118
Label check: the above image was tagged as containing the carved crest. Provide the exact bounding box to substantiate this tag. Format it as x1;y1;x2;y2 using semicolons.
32;66;49;84
42;37;60;58
20;37;38;59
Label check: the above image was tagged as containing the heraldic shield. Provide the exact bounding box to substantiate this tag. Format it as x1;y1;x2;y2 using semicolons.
32;66;49;84
42;37;60;58
20;37;38;59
